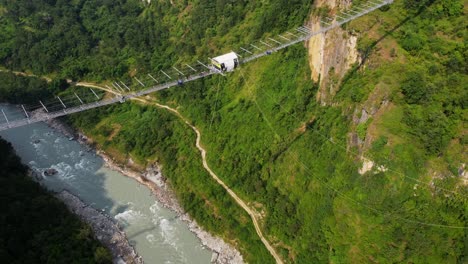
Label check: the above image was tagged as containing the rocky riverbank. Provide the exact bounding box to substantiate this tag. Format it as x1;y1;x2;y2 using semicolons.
56;190;143;264
94;144;243;264
46;118;243;264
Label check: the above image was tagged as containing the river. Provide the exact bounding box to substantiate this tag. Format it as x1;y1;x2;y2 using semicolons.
0;104;212;264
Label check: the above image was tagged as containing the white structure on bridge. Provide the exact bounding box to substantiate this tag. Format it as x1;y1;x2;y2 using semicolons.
0;0;393;132
211;52;239;72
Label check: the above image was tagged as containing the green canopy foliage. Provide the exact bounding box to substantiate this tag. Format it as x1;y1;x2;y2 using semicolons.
0;138;112;263
0;0;466;263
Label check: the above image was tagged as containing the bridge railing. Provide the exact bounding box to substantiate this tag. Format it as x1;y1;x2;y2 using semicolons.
238;0;393;63
0;0;394;132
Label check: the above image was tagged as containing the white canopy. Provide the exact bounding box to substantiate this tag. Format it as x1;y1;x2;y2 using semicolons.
211;52;239;72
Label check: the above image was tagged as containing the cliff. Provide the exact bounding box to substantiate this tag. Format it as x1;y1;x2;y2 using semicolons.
307;0;360;105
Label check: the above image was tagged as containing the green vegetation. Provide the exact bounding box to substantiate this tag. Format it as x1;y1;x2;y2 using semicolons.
69;102;274;263
0;0;312;81
340;0;466;156
0;137;112;263
357;118;372;140
0;0;466;263
0;72;68;104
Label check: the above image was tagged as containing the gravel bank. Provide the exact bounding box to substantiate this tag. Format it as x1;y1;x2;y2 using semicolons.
47;118;243;264
97;150;244;264
56;190;143;264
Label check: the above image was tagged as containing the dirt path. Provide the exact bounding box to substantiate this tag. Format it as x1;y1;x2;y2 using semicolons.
2;70;282;262
0;70;115;94
166;106;284;264
85;84;283;263
0;69;52;82
75;82;117;94
137;98;283;264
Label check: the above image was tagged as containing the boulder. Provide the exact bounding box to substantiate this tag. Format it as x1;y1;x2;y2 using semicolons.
44;168;58;176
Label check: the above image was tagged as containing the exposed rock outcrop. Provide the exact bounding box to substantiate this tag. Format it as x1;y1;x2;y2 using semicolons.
307;0;360;105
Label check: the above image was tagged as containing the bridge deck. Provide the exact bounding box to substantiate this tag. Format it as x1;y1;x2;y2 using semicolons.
0;0;393;132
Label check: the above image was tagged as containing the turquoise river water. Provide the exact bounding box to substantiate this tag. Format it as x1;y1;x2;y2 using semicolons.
0;104;212;264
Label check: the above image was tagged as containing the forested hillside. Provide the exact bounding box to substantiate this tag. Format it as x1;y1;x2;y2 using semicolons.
0;0;466;263
0;71;68;104
0;138;112;263
0;0;310;81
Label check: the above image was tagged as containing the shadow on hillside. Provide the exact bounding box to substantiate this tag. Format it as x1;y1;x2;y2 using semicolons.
339;1;435;88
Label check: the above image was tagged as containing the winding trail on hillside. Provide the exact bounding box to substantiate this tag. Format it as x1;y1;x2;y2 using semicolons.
0;69;52;82
75;82;116;93
146;101;284;264
81;83;283;264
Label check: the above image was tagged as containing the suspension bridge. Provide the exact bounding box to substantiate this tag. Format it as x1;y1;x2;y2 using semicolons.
0;0;393;132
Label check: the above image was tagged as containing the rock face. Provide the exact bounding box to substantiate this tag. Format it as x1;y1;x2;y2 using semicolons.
460;163;467;186
307;0;359;105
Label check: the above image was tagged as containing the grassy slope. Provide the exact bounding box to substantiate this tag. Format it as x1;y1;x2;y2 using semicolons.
1;0;466;262
156;0;467;262
70;103;275;263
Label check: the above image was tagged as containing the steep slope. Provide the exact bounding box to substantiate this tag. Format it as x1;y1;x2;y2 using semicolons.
307;0;360;105
153;0;467;262
0;0;466;263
